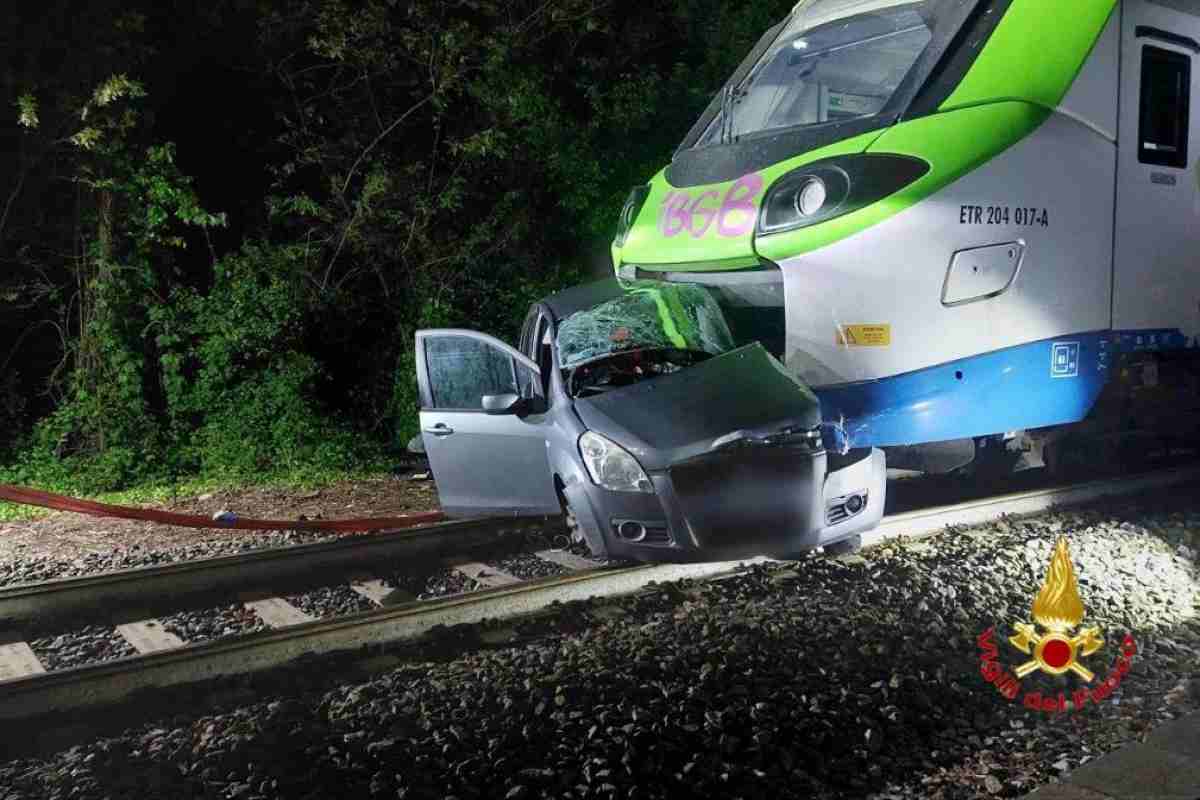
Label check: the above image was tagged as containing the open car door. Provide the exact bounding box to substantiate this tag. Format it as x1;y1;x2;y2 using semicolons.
414;329;561;517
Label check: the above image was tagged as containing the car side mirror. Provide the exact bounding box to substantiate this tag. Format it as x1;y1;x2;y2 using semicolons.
482;393;522;414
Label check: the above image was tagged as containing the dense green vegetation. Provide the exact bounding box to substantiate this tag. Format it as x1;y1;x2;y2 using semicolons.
0;0;789;498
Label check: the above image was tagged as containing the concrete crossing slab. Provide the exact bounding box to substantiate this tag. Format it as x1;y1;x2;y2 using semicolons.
347;576;391;604
0;642;45;680
1145;713;1200;761
534;549;601;572
1023;785;1109;799
348;576;415;606
241;596;314;628
1023;712;1200;799
1068;742;1200;798
452;562;520;587
116;620;185;653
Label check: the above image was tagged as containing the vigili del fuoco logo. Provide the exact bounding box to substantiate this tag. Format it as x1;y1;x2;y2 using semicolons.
977;537;1138;713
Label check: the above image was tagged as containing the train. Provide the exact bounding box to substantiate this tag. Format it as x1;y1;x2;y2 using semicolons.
417;0;1200;562
608;0;1200;502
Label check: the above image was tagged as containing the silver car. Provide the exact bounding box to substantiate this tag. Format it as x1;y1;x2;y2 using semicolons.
415;277;885;562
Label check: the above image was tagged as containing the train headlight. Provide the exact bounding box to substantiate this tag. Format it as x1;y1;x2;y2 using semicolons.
614;184;650;247
795;177;828;217
758;154;930;235
580;432;654;493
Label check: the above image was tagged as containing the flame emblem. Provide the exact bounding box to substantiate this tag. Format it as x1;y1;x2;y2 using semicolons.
1008;537;1104;680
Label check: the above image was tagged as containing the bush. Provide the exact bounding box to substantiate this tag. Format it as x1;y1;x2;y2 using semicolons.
1;0;794;495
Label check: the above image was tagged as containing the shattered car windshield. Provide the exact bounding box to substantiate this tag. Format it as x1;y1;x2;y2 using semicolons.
695;0;945;147
556;282;737;380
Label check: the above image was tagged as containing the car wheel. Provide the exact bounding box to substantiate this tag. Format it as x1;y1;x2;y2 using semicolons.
556;483;599;557
823;534;862;557
564;503;583;546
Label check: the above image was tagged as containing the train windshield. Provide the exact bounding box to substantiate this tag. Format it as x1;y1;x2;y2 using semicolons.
695;0;949;147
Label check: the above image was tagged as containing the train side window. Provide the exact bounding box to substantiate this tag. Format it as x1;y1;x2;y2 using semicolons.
1138;45;1191;169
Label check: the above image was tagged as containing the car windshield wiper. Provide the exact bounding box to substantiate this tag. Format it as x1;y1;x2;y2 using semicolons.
567;348;718;397
566;363;613;398
648;347;717;367
573;382;611;398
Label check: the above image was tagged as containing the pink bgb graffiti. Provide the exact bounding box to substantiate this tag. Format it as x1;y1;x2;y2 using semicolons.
657;173;764;239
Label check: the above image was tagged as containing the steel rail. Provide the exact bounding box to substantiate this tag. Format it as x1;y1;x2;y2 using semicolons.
0;516;550;627
0;559;767;723
864;464;1200;546
1;465;1197;725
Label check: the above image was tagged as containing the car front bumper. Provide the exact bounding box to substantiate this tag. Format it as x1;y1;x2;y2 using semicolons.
563;446;887;563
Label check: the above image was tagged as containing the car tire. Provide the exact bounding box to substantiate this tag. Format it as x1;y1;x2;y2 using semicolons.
823;534;862;557
556;482;602;558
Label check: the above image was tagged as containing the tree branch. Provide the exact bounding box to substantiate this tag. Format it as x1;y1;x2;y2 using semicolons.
338;92;435;199
0;169;28;245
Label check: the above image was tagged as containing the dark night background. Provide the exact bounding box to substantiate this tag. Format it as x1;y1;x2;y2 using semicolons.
0;0;790;493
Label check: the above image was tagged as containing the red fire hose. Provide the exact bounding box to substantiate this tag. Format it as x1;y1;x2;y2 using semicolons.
0;484;445;532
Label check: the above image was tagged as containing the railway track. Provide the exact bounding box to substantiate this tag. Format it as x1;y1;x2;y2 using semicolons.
0;516;557;628
1;464;1197;735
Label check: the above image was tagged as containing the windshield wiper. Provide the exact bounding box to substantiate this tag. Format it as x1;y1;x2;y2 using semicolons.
566;365;609;398
721;84;734;144
721;84;747;144
658;348;716;366
566;347;718;396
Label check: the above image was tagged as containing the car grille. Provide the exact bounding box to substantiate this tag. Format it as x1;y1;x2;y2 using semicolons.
667;446;823;549
641;524;671;544
611;520;672;546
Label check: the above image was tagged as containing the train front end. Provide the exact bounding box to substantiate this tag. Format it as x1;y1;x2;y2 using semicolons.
611;0;1120;461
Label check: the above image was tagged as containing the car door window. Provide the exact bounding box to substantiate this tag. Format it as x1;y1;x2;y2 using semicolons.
424;335;521;410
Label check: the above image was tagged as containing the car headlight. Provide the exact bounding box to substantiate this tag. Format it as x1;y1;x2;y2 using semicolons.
757;154;929;235
579;432;654;493
614;185;650;247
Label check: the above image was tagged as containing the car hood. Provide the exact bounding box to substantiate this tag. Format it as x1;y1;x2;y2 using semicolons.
571;342;822;471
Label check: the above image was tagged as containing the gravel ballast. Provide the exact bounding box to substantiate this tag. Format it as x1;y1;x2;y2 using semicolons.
28;625;139;671
382;565;481;600
489;553;569;580
159;603;267;644
0;530;339;588
284;584;377;618
0;493;1197;799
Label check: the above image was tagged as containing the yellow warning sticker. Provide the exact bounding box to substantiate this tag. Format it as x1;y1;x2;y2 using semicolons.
836;324;891;347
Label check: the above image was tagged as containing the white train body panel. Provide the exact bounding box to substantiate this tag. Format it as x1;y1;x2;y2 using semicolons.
1114;0;1200;337
614;0;1200;452
778;108;1118;387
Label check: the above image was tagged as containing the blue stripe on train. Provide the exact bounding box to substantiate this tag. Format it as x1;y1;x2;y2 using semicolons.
812;329;1193;450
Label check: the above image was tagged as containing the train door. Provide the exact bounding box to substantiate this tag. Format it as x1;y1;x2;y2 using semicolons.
1113;0;1200;343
